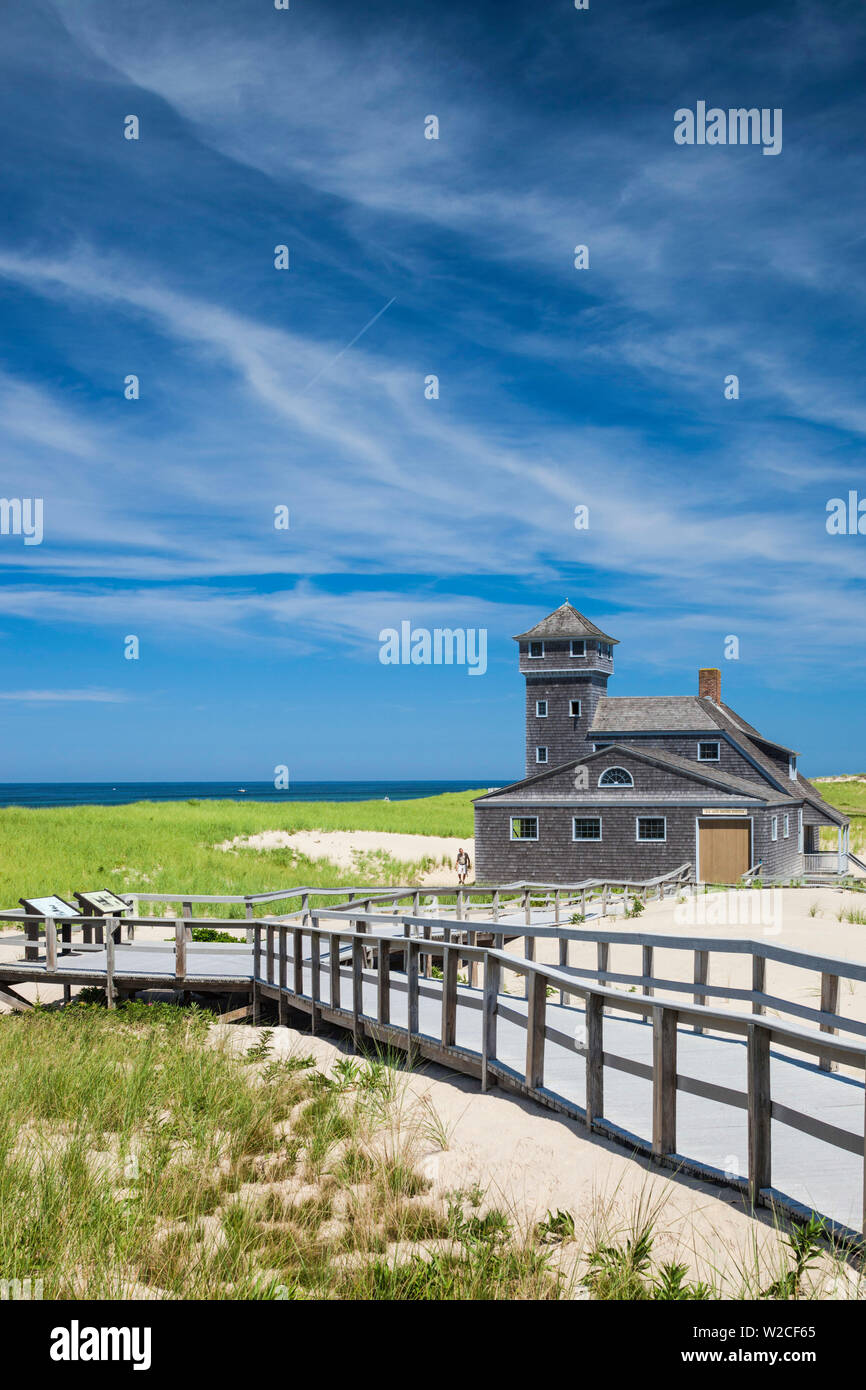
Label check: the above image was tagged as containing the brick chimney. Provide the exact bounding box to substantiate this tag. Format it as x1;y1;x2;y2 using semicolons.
699;667;721;703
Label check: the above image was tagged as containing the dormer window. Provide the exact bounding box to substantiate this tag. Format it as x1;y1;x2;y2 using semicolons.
570;640;586;657
598;767;634;787
698;741;720;761
789;756;797;780
528;641;544;658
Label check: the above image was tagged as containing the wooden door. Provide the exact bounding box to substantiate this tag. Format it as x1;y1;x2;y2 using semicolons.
698;818;751;883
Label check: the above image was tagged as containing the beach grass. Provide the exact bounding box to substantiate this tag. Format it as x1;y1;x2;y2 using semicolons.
0;792;481;917
814;780;866;858
0;1002;856;1301
0;1002;559;1300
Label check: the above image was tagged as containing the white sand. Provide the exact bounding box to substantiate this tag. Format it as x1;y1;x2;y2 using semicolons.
215;829;475;886
215;1021;858;1295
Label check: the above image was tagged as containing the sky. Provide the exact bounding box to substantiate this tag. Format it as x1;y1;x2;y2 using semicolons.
0;0;864;782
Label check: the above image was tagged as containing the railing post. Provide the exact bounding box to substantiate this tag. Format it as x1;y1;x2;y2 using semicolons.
377;939;391;1026
301;893;311;927
278;927;287;1026
441;943;458;1048
330;933;342;1009
468;930;480;989
819;972;840;1072
244;897;254;946
752;953;766;1015
581;887;587;918
524;931;535;999
747;1022;771;1208
652;1005;677;1159
266;923;274;986
412;890;420;916
310;930;321;1033
174;917;186;984
456;888;464;921
481;950;500;1091
351;935;363;1047
406;938;419;1066
642;944;654;1002
182;900;192;923
597;941;609;987
693;950;709;1034
602;883;609;916
526;969;546;1090
105;923;116;1009
585;992;604;1127
492;889;500;922
293;927;303;996
253;923;261;982
523;887;531;926
558;936;567;1005
45;916;57;973
554;888;561;925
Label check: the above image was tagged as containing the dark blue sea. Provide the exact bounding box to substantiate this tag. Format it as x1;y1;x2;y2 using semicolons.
0;781;506;810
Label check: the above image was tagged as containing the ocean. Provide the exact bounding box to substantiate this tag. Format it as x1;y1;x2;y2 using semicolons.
0;780;506;810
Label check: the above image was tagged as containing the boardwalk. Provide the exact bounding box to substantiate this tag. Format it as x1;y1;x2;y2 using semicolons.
2;904;864;1238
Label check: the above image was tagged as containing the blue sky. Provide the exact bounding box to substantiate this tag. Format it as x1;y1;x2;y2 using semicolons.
1;0;865;782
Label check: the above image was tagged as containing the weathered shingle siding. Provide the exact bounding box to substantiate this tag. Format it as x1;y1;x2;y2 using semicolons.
524;673;609;776
475;803;806;883
752;809;803;879
601;733;779;789
475;803;698;882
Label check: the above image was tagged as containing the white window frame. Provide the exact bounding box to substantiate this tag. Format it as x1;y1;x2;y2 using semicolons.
797;808;804;852
784;813;790;839
527;640;544;658
510;816;538;842
573;816;602;842
789;756;797;781
697;741;720;762
597;766;634;788
597;642;613;659
569;699;581;718
570;640;586;657
535;699;548;718
535;746;548;764
771;816;778;842
636;816;666;843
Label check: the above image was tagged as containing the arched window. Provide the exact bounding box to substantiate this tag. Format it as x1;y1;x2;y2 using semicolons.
598;766;634;787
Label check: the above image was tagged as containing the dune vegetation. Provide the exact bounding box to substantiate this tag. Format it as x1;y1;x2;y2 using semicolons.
0;792;481;917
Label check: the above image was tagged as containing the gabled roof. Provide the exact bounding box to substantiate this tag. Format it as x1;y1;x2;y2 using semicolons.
474;743;799;807
588;695;846;825
513;601;618;646
590;695;798;755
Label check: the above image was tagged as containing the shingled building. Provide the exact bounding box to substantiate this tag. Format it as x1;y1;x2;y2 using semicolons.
473;601;850;884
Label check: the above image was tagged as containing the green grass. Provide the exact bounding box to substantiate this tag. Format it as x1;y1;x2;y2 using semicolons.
0;792;481;918
813;780;866;859
0;1003;559;1300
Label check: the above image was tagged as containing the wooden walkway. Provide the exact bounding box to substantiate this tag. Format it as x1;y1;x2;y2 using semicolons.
2;871;866;1242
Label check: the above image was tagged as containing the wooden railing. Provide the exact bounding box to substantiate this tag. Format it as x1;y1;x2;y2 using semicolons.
250;918;866;1239
4;897;866;1235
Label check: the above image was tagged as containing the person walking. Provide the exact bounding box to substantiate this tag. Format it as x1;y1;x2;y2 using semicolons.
455;847;471;885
